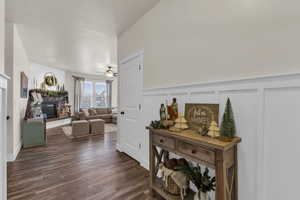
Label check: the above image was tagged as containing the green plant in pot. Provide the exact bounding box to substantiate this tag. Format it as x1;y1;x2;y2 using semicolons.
179;163;216;200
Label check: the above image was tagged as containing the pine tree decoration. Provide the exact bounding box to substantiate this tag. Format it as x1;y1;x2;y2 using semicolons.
220;98;236;139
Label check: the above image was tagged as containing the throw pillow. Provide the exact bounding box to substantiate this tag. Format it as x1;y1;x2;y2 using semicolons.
96;108;106;115
107;108;112;114
89;109;97;116
81;109;89;117
79;112;86;120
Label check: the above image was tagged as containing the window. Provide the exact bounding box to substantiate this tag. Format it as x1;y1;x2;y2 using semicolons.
80;81;93;108
80;81;107;108
95;82;107;108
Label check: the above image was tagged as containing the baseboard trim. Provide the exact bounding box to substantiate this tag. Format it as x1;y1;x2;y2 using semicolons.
116;143;123;152
7;142;22;162
140;159;149;170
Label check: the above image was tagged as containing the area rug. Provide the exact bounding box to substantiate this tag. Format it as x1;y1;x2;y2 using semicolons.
62;123;117;139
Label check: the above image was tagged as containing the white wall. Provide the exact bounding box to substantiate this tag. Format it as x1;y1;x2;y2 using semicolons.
29;63;66;90
118;1;300;199
119;0;300;89
0;0;4;73
127;73;300;200
5;23;30;161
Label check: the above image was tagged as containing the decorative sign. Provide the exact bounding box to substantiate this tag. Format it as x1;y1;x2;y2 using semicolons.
185;104;219;135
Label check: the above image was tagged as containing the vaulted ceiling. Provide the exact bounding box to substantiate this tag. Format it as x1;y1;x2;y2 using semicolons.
6;0;159;74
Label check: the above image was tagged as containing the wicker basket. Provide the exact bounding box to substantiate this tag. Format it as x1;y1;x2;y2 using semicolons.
163;172;181;196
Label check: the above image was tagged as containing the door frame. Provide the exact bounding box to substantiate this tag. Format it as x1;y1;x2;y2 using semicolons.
117;50;144;156
0;73;9;200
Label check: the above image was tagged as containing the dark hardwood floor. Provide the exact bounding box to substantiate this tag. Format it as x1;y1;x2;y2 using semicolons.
7;126;153;200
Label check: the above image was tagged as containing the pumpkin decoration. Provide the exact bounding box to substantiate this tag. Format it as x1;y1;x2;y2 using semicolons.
44;72;58;87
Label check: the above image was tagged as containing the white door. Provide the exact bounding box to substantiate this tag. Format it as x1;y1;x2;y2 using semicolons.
118;53;143;161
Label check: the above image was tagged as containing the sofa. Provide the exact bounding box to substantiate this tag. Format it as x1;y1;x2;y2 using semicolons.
73;108;113;123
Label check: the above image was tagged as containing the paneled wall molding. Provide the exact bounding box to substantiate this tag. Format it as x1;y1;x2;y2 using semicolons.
143;72;300;94
139;72;300;200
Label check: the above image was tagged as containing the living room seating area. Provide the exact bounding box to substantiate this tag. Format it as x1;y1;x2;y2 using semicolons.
73;108;117;124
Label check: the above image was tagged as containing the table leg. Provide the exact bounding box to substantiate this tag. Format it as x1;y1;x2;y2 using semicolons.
216;149;226;200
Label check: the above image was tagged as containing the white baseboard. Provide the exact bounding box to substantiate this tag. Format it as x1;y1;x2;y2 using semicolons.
116;143;123;152
7;141;21;162
140;159;149;170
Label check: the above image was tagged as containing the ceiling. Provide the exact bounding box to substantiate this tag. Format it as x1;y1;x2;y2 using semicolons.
6;0;160;75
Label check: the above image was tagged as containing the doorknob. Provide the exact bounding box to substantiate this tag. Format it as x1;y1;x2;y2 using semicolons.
120;111;125;115
6;116;10;120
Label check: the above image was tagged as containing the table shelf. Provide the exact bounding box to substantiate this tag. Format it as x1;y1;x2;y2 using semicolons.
152;178;195;200
148;128;241;200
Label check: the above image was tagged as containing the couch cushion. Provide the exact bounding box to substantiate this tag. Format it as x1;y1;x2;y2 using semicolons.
96;114;113;119
79;112;86;120
81;108;90;117
86;115;99;120
89;108;97;116
96;108;108;114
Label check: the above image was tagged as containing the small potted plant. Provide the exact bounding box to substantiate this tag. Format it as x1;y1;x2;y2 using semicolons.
179;163;216;200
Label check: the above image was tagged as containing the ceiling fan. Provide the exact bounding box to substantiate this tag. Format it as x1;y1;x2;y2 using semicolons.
105;66;118;78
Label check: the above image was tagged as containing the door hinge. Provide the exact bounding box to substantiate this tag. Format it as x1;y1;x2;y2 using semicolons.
139;104;141;110
138;143;142;149
138;64;141;71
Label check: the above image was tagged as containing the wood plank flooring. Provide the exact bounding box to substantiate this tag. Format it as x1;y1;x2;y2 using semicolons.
7;126;155;200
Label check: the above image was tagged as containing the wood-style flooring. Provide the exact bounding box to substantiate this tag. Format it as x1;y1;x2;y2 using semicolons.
7;126;154;200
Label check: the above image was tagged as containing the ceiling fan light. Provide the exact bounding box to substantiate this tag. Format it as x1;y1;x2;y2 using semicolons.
105;70;114;77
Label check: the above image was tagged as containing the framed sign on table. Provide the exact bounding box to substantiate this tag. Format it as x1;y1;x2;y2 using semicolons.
185;104;219;135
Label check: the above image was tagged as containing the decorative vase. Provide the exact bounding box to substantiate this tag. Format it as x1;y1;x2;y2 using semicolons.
194;191;209;200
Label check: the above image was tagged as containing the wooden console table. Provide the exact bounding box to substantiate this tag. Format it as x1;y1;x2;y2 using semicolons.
148;128;241;200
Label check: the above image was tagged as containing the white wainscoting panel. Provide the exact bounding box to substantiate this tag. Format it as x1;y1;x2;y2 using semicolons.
263;87;300;200
137;73;300;200
219;89;259;200
140;93;169;168
189;91;217;104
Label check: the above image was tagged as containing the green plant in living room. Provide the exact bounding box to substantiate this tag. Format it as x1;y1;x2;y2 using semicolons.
30;89;68;97
220;98;236;141
179;163;216;200
149;120;165;129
